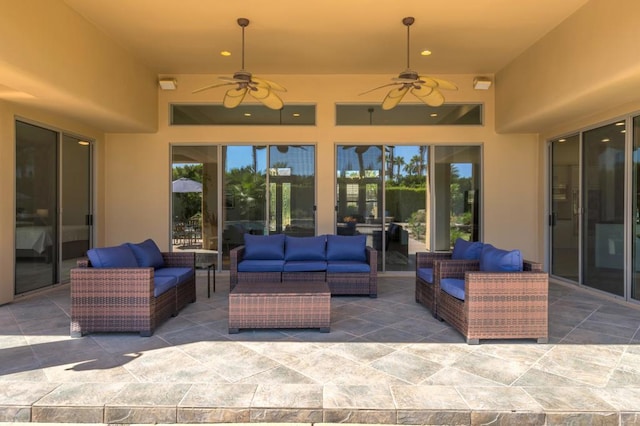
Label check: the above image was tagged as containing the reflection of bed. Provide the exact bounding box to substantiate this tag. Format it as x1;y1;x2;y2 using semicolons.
16;225;89;260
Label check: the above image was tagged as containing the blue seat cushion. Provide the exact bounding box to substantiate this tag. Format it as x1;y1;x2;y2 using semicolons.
153;275;178;297
154;267;194;283
440;278;466;301
87;244;138;268
480;244;523;272
451;238;484;260
283;261;327;272
284;235;326;261
127;239;165;268
237;259;285;272
326;234;367;262
417;267;433;284
326;261;371;273
243;233;285;260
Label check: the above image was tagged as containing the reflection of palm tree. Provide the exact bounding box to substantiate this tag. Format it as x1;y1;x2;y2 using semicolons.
395;156;405;179
406;155;422;175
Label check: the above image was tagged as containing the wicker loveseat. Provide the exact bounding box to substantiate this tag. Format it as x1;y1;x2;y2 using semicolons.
230;233;377;297
70;239;196;337
433;244;548;344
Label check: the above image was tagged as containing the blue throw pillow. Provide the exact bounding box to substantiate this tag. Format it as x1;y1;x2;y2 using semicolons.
243;233;285;260
284;235;326;261
127;239;165;268
480;244;523;272
87;244;138;268
326;234;366;262
451;238;483;260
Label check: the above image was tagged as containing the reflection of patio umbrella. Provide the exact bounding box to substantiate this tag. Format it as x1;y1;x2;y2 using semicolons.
172;177;202;193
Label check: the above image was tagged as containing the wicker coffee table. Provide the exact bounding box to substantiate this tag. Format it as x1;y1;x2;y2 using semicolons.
228;281;331;333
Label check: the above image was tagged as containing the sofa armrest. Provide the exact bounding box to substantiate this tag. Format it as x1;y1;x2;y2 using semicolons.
162;251;196;268
230;245;246;290
365;246;378;296
463;270;549;336
416;251;453;269
523;259;543;272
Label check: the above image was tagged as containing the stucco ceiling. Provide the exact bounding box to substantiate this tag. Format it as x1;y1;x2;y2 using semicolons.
62;0;589;76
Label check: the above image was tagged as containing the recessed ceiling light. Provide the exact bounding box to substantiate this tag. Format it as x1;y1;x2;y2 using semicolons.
220;51;231;57
243;113;251;117
429;113;438;117
78;141;90;146
621;130;626;133
420;50;432;56
292;113;301;117
602;138;610;142
558;139;566;143
615;121;625;126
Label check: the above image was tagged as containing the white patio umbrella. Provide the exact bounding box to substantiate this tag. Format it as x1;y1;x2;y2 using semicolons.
172;177;202;193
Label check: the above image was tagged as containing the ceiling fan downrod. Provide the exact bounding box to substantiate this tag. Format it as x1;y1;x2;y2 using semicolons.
403;16;415;70
237;18;249;71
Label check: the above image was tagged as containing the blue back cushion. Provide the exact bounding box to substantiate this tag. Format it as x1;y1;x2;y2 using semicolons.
326;234;366;262
87;244;138;268
284;235;326;261
243;233;286;260
451;238;483;260
480;244;523;272
127;239;165;268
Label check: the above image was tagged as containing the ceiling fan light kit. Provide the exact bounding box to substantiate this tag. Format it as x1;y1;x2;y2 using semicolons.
360;16;458;110
193;17;286;110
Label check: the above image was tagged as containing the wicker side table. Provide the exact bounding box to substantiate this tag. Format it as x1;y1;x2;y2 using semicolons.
228;281;331;333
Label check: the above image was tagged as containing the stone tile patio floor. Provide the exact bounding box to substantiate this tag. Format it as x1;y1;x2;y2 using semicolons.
2;274;640;425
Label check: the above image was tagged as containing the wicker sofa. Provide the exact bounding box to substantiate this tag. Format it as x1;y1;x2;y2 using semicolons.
70;239;196;337
433;243;548;344
230;233;377;297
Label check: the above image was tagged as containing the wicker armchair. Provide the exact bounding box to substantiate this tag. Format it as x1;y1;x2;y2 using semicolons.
415;251;456;316
434;258;548;344
70;251;195;337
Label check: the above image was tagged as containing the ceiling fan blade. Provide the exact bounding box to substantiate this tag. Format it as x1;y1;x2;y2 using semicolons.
413;88;445;107
218;76;243;83
253;77;287;92
250;89;284;110
359;82;400;96
192;81;235;94
420;76;458;91
223;87;248;108
382;86;410;110
249;85;271;99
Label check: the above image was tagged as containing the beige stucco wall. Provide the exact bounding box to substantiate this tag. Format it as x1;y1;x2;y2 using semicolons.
496;0;640;134
0;0;158;133
103;73;542;264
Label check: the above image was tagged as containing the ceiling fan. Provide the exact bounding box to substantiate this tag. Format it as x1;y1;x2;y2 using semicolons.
361;17;457;110
193;18;286;110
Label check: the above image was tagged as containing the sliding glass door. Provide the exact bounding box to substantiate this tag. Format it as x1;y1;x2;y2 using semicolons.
550;135;580;282
15;122;58;293
15;121;93;294
550;120;632;300
336;144;482;272
583;122;625;296
172;144;316;269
